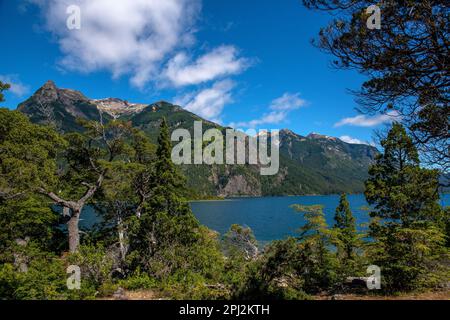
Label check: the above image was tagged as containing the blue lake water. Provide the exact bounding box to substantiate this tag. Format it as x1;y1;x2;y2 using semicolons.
190;194;450;243
78;194;449;244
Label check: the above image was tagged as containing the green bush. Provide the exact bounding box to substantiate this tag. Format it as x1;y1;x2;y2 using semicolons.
67;244;114;290
118;270;157;291
0;253;96;300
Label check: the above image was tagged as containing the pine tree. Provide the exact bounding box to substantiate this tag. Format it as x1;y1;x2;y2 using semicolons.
365;123;443;226
333;194;357;263
150;117;190;216
292;204;338;292
129;118;201;274
365;123;447;292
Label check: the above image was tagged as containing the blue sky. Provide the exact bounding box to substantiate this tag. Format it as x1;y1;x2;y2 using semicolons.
0;0;395;145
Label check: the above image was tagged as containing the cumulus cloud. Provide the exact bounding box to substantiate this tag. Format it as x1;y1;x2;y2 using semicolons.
163;45;250;87
29;0;201;88
269;92;307;111
174;80;234;123
339;135;372;145
334;111;400;127
230;92;307;128
0;75;30;97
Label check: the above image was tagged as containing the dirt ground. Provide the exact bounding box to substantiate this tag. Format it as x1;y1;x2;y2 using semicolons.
315;290;450;300
106;289;449;300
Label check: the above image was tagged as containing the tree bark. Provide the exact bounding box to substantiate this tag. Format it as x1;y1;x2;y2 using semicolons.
68;208;81;253
117;214;128;261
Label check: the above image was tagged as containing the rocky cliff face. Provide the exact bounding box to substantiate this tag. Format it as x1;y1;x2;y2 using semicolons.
17;81;379;197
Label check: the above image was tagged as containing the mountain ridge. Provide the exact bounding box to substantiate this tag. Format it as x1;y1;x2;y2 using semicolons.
16;81;379;197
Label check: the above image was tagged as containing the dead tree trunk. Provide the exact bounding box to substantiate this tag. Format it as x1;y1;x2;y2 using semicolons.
117;214;128;261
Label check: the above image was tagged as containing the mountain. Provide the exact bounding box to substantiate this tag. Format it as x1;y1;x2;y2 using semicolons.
16;81;379;197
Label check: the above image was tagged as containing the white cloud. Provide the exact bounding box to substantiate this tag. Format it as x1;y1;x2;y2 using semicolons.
0;75;30;97
334;111;400;127
30;0;201;88
269;92;307;111
163;45;250;87
230;92;307;128
339;135;366;145
174;79;234;122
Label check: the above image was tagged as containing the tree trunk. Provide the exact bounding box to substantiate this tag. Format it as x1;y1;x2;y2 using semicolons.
117;214;128;261
68;208;81;253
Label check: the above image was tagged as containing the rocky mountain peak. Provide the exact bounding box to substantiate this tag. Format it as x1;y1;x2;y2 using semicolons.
42;79;57;90
280;129;305;139
35;80;59;103
307;132;337;141
93;98;148;118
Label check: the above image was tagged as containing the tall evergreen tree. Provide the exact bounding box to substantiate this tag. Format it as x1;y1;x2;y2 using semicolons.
129;118;200;274
365;123;443;226
150;117;190;216
333;194;358;265
365;123;447;292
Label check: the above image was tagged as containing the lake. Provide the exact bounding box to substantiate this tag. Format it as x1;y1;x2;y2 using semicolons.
191;194;450;243
78;194;450;244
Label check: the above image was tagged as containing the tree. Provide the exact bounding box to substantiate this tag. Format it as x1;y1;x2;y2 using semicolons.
235;238;309;300
365;123;448;291
130;129;156;218
149;117;190;216
128;118;200;274
292;204;338;292
0;109;64;201
0;81;10;103
333;194;358;266
94;129;156;263
365;123;443;225
236;205;339;300
303;1;449;171
0;109;66;272
223;224;259;260
39;118;133;252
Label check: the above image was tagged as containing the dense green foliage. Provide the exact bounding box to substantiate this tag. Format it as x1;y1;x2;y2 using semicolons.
365;123;448;292
0;103;448;300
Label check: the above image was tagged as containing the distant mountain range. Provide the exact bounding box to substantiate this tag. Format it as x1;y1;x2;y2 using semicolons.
16;80;379;197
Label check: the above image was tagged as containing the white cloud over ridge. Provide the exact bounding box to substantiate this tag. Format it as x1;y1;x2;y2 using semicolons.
164;45;250;87
339;135;373;146
30;0;201;88
334;111;400;127
174;80;235;123
230;92;307;128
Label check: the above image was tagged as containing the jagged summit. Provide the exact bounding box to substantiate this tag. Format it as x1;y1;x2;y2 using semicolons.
18;81;156;127
42;79;57;89
307;132;337;141
93;98;148;118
